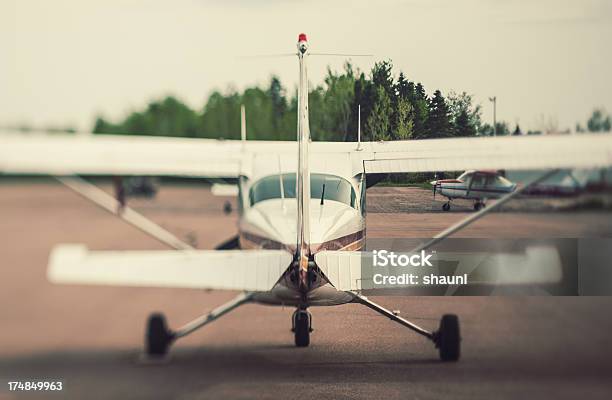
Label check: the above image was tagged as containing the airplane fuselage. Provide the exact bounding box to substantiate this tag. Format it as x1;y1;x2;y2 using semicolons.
236;172;365;307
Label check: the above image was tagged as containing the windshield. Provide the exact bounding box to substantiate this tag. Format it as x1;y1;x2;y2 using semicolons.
249;173;356;208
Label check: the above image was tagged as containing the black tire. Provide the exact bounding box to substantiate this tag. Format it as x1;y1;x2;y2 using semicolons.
294;312;310;347
146;313;173;357
442;203;451;212
473;202;482;211
437;314;461;361
223;201;232;215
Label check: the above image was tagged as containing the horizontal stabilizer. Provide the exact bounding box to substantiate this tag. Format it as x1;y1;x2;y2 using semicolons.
211;183;239;196
48;245;292;292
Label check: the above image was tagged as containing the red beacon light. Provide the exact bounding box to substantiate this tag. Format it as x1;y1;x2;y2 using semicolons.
297;33;309;54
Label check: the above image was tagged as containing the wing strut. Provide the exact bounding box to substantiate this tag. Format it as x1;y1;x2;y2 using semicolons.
56;176;194;250
173;292;254;339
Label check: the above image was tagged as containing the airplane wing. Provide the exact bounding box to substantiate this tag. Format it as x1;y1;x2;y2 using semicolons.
2;131;611;177
348;134;612;174
0;133;245;177
49;245;292;292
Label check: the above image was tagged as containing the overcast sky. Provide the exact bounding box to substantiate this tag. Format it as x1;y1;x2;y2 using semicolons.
1;0;611;132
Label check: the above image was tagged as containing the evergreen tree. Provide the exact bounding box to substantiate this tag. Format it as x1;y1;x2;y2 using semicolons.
425;90;453;138
454;109;476;137
411;99;429;138
347;72;373;141
371;60;394;98
415;83;427;101
268;76;287;136
394;97;414;139
394;72;414;101
587;108;611;132
366;86;392;141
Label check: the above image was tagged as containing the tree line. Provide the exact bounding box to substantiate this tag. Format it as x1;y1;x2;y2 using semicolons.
93;61;488;141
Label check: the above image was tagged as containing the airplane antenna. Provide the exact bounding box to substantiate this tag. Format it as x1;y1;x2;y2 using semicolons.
356;104;362;151
240;104;247;143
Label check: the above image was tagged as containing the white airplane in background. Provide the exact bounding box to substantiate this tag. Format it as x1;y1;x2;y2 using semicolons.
2;33;612;362
431;170;517;211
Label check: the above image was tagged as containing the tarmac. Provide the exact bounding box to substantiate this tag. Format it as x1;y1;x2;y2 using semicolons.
1;181;612;399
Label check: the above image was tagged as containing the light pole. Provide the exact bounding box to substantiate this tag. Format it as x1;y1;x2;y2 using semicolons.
489;96;497;137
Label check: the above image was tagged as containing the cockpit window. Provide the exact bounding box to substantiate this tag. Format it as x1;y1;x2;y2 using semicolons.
457;171;471;181
249;173;356;208
494;175;514;188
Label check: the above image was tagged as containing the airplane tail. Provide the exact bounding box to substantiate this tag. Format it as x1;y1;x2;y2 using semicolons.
295;33;311;275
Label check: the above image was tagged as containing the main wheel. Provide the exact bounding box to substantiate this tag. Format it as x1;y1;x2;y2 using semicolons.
473;202;482;211
442;202;451;211
436;314;461;361
146;313;174;357
294;310;311;347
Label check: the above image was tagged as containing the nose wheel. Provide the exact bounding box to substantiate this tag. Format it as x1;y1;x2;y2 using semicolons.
292;309;312;347
442;202;451;211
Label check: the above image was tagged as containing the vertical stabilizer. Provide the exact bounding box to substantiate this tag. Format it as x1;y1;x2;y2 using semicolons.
296;33;311;274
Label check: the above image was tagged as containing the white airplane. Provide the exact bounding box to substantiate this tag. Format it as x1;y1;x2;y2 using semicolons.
431;170;517;211
2;33;612;362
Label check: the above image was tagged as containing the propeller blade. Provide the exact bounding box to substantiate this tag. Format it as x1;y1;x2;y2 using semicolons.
430;180;437;199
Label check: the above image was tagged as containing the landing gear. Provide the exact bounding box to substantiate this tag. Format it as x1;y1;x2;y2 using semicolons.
145;313;174;357
442;202;451;211
144;292;253;358
473;201;485;211
434;314;461;362
292;309;312;347
351;293;461;362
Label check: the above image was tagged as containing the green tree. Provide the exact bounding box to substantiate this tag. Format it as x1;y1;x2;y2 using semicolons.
240;87;274;140
394;72;414;101
200;90;241;139
587;108;611;132
447;91;481;136
348;72;373;141
454;109;476;137
371;60;394;98
308;85;328;141
94;96;200;137
366;86;392;141
394;97;414;139
415;83;427;101
479;121;510;136
268;76;287;136
322;63;355;141
93;116;121;134
425;90;453;138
